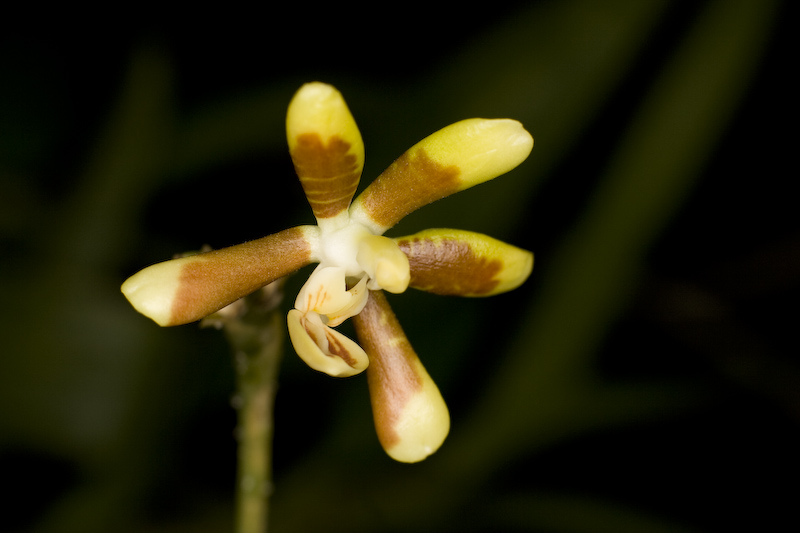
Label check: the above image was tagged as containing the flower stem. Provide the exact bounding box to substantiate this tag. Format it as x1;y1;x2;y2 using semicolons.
204;281;285;533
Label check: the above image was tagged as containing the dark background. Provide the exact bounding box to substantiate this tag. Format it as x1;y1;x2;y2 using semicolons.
1;1;796;531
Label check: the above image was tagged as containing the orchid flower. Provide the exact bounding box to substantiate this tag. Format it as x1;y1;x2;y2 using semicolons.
122;82;534;462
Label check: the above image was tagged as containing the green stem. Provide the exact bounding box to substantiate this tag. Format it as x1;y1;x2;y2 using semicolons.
204;282;284;533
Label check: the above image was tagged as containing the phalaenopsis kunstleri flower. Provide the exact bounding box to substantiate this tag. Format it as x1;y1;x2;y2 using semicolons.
122;82;534;462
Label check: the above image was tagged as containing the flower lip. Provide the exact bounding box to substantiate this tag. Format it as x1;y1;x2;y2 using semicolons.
287;309;369;377
294;265;370;327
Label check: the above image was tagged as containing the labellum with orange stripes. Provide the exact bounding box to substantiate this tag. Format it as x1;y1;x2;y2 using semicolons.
122;82;534;462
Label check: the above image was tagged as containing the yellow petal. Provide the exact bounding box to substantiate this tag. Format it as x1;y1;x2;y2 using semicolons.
286;82;364;224
350;118;533;233
353;291;449;462
356;234;410;294
287;309;369;377
121;226;316;326
394;228;533;296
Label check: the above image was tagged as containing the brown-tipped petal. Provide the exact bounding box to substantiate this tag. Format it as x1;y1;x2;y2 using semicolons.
122;226;317;326
350;118;533;233
353;291;449;463
286;83;364;223
395;228;533;297
287;309;369;377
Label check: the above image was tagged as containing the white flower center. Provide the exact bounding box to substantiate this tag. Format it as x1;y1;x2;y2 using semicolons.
296;218;410;325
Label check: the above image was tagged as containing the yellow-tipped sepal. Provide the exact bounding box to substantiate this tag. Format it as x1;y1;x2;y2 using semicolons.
121;255;190;326
121;226;316;326
395;228;533;296
350;118;533;233
353;291;450;462
287;82;365;223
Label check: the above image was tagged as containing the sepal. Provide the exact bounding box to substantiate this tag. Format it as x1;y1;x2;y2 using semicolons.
353;291;450;462
350;118;533;233
121;226;316;326
395;228;533;296
286;82;364;223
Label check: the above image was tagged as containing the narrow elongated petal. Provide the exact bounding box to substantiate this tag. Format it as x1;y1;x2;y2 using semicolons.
353;291;449;462
286;82;364;223
350;119;533;233
122;226;317;326
287;309;369;377
395;228;533;296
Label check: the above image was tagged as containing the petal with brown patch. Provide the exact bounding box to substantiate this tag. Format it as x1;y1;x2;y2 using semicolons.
350;118;533;233
291;133;362;219
122;226;316;326
395;228;533;297
353;291;449;462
